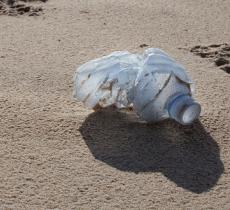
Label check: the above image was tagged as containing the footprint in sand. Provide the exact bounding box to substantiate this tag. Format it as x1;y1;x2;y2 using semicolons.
0;0;47;16
190;43;230;74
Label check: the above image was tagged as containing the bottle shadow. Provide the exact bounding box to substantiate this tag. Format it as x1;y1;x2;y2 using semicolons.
79;108;224;193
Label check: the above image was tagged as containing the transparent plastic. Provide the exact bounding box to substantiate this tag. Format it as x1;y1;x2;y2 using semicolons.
73;48;201;125
167;94;201;125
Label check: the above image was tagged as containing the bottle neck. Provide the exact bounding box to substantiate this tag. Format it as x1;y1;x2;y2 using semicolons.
167;93;201;125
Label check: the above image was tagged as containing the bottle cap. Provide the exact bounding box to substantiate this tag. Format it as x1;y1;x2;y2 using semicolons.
179;102;201;124
168;94;201;125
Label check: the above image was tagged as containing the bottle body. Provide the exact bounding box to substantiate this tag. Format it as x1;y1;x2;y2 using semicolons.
73;48;201;125
73;51;141;109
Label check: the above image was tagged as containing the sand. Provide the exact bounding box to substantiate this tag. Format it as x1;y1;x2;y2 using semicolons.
0;0;230;209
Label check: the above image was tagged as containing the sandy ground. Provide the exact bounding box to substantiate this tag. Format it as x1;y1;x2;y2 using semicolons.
0;0;230;209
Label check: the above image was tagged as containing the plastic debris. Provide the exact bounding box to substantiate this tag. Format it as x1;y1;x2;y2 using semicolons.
73;48;201;125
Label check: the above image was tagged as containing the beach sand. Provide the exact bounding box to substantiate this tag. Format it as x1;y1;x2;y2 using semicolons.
0;0;230;209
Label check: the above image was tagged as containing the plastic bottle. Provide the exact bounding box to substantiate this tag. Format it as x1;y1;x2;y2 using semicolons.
73;48;201;125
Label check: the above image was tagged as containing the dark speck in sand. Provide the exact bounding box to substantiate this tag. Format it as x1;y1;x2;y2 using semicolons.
139;44;149;48
80;10;90;14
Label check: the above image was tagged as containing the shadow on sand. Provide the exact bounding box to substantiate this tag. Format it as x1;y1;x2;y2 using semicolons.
79;108;224;193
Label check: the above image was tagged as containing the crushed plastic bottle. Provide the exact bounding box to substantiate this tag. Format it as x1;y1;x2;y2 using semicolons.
73;48;201;125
